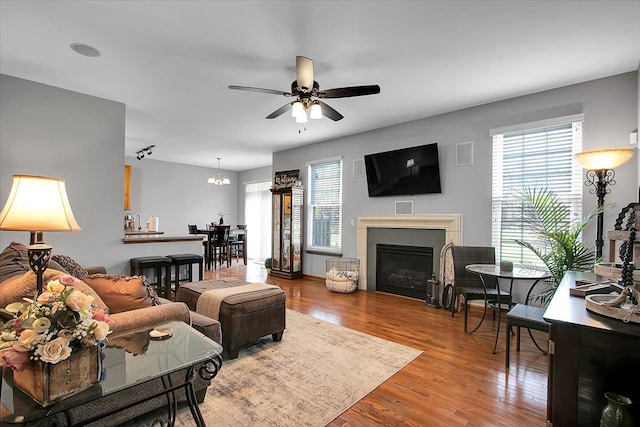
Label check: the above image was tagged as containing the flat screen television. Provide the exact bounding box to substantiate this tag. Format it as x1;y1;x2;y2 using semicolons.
364;143;442;197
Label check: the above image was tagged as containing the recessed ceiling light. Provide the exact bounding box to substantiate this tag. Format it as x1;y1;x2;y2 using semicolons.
70;43;101;58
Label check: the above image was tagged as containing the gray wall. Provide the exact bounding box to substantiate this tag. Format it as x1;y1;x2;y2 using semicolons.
2;72;637;278
0;75;201;275
125;156;238;234
274;72;638;277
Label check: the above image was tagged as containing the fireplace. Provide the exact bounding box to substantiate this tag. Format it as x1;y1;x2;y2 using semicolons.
376;244;433;300
356;215;462;291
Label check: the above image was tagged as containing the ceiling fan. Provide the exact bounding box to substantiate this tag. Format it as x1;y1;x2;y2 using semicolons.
228;56;380;122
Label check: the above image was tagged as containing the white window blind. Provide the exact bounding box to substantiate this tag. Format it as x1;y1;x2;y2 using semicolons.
491;118;583;265
306;157;342;253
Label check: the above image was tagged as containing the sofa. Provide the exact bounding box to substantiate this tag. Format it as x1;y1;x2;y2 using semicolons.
0;242;222;426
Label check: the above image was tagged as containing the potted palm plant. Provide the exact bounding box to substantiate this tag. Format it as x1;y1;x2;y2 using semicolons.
515;187;602;305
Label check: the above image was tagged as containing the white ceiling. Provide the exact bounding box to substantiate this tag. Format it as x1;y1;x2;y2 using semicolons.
1;1;639;172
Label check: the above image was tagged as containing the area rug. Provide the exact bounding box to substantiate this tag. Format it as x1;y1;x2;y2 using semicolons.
176;309;422;426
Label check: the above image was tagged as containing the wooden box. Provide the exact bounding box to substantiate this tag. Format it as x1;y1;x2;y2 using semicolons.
13;346;102;406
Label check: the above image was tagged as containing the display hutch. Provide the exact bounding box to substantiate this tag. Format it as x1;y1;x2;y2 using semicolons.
271;170;303;279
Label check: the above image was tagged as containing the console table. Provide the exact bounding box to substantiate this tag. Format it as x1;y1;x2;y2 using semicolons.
0;321;223;426
544;271;640;426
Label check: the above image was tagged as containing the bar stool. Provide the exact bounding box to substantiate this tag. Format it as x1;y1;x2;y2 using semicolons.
167;253;203;294
130;256;172;299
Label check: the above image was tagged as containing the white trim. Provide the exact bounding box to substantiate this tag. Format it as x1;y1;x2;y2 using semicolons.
305;155;342;167
489;113;585;136
356;215;463;290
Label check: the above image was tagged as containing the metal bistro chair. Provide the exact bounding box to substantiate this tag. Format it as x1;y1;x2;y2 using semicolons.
450;246;511;334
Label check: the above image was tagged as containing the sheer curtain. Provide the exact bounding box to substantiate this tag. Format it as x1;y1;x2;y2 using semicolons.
244;181;272;262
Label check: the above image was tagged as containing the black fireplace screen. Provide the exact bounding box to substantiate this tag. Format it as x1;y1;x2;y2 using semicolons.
376;244;433;300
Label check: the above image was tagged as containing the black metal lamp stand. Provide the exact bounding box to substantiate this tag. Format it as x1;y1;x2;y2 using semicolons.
27;231;52;296
583;168;616;260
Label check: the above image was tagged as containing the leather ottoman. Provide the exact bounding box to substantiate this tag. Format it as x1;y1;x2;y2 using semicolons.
175;278;286;359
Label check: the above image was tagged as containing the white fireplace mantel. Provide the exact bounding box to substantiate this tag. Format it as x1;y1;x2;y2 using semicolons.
356;215;463;290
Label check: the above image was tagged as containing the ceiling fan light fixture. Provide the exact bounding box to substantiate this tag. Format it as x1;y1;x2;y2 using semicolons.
291;101;304;118
309;102;323;120
295;111;308;123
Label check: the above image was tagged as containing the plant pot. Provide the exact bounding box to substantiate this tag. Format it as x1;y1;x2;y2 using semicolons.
13;346;102;406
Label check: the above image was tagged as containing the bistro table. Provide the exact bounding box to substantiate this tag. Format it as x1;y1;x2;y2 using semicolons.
465;264;551;353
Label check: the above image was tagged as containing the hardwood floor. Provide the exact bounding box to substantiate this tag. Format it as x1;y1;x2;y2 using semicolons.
203;261;548;426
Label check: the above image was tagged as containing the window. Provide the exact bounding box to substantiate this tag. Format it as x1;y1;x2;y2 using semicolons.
244;181;272;262
306;157;342;253
490;114;584;265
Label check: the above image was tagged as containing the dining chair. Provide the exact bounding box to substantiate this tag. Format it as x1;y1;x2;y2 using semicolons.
229;225;246;264
450;246;511;333
209;225;231;269
188;224;209;265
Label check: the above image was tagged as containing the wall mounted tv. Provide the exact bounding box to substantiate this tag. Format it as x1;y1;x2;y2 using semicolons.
364;143;442;197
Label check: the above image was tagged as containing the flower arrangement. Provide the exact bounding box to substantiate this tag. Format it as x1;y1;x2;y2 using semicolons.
0;275;111;372
217;211;226;217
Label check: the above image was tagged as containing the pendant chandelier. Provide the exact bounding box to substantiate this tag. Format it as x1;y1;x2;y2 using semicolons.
207;157;231;185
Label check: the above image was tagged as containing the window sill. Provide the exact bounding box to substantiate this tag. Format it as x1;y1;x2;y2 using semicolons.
305;249;343;257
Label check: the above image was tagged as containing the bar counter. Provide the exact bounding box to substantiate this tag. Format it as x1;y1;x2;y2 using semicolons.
122;235;204;244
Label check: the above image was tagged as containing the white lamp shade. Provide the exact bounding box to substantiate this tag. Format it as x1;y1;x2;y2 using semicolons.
207;176;216;184
295;111;308;123
309;103;323;120
575;148;634;170
222;177;231;185
291;101;304;118
0;175;81;232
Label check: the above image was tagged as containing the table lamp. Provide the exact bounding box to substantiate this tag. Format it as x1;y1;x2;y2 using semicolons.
0;175;81;295
574;148;634;259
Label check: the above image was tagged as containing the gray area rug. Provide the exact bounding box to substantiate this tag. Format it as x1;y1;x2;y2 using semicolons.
176;309;422;426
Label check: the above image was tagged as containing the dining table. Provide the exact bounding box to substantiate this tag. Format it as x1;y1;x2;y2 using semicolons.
197;226;247;269
465;263;551;353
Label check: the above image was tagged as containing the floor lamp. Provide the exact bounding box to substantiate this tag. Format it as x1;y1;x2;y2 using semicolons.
574;148;634;260
0;175;81;296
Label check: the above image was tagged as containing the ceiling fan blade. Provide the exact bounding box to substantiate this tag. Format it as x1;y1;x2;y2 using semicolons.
296;56;314;92
266;102;293;119
228;85;292;97
317;101;344;121
318;85;381;99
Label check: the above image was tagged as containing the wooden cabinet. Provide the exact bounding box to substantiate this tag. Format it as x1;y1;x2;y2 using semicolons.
544;271;640;426
271;187;303;279
124;165;131;210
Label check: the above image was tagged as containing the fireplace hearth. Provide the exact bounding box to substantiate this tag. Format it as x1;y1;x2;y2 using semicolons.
376;244;433;300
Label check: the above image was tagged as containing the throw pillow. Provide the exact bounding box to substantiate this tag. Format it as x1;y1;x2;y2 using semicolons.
0;242;30;284
51;254;88;280
83;274;160;314
0;242;68;284
0;268;108;312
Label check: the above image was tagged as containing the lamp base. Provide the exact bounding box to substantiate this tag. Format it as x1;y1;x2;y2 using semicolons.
27;243;52;296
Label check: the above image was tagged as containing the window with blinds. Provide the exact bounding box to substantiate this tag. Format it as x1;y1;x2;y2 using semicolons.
490;115;584;265
306;157;342;253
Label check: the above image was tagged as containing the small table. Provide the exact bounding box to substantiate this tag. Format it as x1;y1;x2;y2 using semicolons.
1;321;223;426
465;264;551;353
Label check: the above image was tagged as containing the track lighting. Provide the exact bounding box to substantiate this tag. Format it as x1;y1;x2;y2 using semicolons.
135;145;155;160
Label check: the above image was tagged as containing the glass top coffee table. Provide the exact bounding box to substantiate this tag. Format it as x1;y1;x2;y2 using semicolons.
0;321;223;426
